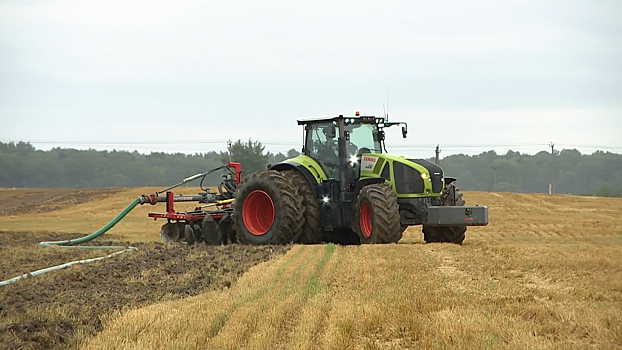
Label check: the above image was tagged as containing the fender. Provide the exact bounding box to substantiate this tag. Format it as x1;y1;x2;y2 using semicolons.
271;162;318;186
270;155;328;184
352;177;386;199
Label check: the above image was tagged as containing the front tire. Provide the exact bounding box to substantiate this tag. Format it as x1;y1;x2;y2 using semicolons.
233;170;303;245
352;183;401;244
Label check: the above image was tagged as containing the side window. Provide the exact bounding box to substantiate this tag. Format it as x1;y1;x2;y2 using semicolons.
309;125;327;157
308;123;338;159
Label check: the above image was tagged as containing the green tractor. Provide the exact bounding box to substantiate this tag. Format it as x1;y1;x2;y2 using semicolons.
231;113;488;245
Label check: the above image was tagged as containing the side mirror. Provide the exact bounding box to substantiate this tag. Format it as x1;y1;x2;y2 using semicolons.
378;130;385;141
402;126;408;138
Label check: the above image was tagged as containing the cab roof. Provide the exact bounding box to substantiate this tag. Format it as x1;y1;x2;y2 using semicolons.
296;115;384;125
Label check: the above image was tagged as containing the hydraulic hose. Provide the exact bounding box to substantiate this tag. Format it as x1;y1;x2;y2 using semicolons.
0;197;142;287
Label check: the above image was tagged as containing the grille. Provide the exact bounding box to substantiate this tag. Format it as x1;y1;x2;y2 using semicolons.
408;159;444;193
394;162;424;194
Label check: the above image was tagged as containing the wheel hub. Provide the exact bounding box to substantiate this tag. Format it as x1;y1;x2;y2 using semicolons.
242;190;275;235
360;201;372;238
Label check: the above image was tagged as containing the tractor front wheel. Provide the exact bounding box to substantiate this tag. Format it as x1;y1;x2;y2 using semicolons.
352;183;402;244
232;170;303;245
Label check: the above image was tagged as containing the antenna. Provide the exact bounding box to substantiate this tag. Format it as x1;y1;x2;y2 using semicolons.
386;79;389;122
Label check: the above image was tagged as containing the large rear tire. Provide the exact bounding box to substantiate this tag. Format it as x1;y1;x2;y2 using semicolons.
283;169;323;244
352;183;402;244
232;170;303;245
423;182;466;244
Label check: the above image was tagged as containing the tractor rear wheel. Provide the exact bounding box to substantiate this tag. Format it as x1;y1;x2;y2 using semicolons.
352;183;401;244
284;169;323;244
423;182;466;244
233;170;303;245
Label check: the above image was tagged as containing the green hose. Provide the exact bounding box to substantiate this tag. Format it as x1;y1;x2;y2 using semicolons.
39;197;142;249
0;197;143;286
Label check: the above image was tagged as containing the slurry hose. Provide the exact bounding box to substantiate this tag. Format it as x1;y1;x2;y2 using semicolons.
39;197;142;249
0;197;143;286
0;248;136;286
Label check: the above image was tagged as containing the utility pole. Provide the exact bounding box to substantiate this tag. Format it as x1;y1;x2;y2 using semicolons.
491;166;499;192
435;144;441;165
227;140;232;163
549;142;555;195
516;157;523;193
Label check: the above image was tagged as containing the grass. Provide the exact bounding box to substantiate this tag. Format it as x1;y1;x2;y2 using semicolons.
2;188;621;349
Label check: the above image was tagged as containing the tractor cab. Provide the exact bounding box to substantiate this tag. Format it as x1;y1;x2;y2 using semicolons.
298;113;407;190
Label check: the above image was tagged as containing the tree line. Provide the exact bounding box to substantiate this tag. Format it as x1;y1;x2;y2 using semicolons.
439;149;622;197
1;141;621;197
0;140;298;189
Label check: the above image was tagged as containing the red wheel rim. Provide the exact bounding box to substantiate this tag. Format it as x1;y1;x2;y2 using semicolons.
360;201;372;238
242;190;275;236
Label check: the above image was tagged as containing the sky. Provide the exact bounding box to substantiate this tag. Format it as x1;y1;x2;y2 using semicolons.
1;0;621;159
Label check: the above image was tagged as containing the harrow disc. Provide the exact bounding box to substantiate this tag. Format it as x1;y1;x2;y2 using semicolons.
184;224;196;245
160;222;180;243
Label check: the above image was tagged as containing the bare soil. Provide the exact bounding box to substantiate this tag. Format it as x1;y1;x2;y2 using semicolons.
0;189;290;350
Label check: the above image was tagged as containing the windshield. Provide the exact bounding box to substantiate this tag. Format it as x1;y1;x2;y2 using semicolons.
345;122;382;155
304;121;382;158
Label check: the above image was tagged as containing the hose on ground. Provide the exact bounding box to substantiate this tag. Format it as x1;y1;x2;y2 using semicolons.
0;197;142;287
0;247;137;286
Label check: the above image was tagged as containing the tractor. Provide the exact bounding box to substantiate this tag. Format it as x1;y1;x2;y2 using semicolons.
230;112;488;245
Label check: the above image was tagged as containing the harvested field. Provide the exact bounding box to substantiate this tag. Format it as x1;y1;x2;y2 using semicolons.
1;188;622;349
0;232;289;350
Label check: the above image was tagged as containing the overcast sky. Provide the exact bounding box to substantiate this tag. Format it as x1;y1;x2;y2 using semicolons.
1;0;621;159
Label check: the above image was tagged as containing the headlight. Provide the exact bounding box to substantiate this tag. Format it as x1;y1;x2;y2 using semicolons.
349;155;358;164
421;172;429;179
323;196;330;203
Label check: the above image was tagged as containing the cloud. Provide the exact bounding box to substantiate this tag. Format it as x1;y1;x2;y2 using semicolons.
1;0;621;157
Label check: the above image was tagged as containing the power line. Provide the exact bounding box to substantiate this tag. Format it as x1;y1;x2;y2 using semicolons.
0;139;300;146
3;139;621;155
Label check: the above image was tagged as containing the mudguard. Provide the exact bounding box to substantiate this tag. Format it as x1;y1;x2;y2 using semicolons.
271;155;328;185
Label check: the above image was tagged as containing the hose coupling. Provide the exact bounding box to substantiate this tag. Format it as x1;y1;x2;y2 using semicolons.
140;194;159;205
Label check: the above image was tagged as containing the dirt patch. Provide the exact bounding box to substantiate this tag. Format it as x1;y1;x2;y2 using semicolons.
0;231;290;349
0;188;124;216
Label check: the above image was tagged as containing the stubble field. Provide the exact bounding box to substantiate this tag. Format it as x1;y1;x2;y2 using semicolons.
1;187;621;349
